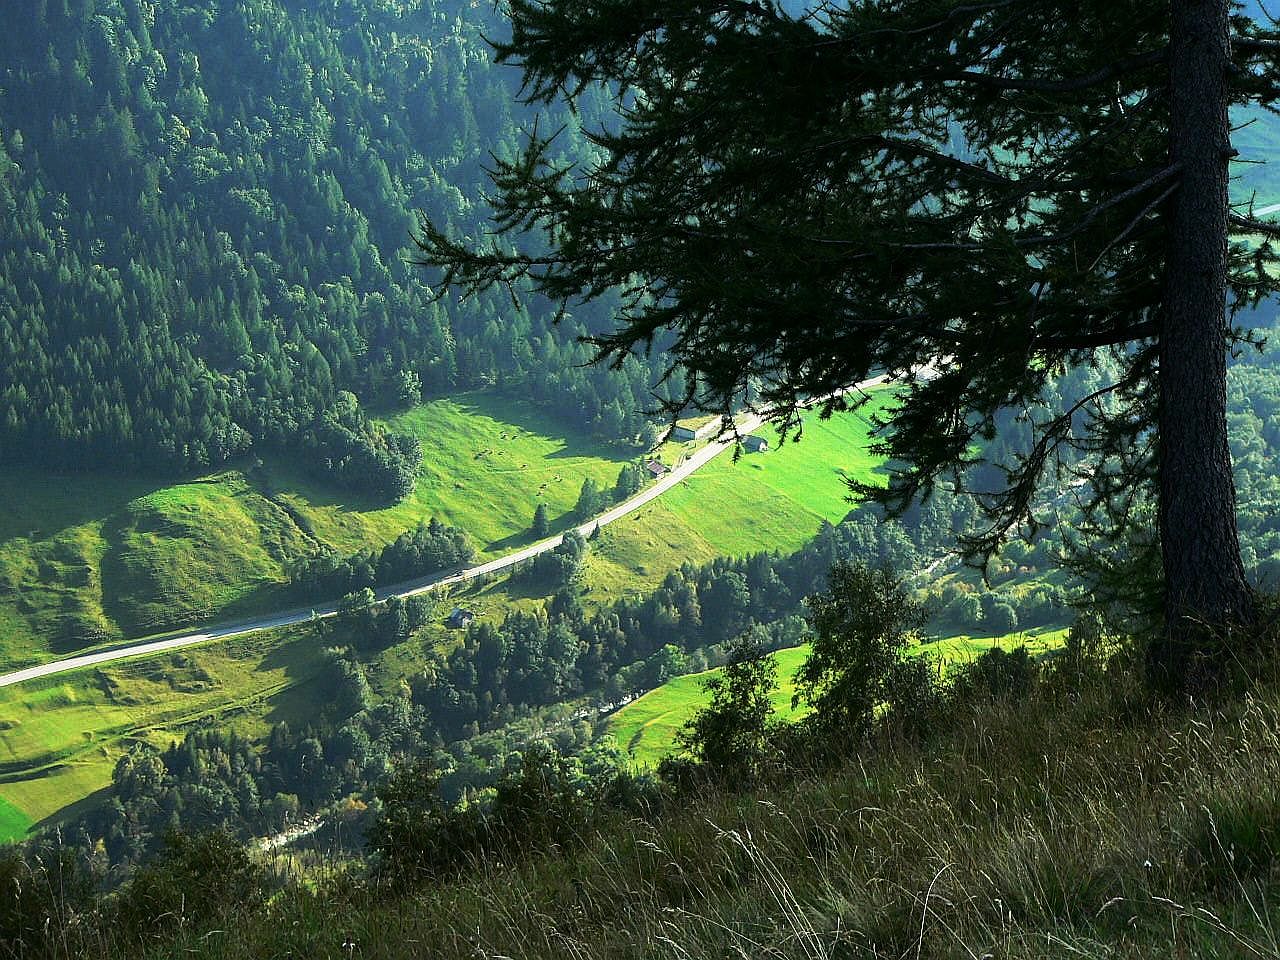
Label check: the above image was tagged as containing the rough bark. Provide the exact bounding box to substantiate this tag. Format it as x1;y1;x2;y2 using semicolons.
1154;0;1254;684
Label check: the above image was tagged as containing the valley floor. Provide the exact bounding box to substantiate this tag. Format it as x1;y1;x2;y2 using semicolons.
0;390;908;838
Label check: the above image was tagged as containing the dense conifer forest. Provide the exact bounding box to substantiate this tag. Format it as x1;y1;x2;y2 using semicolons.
0;0;666;487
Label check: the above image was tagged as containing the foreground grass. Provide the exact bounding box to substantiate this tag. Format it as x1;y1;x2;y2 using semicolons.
111;669;1280;960
608;628;1069;765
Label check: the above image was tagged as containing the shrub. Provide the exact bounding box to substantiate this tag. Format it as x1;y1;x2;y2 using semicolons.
667;635;780;788
796;562;938;741
112;831;264;939
985;599;1019;635
487;747;596;855
367;757;472;884
0;840;97;959
370;747;599;886
950;645;1039;706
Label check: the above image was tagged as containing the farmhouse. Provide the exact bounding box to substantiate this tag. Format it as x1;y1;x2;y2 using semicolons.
445;607;475;629
669;417;720;443
743;435;769;453
645;458;671;478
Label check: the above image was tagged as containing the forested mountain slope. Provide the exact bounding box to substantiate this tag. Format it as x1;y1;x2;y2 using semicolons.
0;0;664;483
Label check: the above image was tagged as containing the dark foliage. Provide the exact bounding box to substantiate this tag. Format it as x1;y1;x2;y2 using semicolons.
950;645;1039;705
370;747;634;885
665;633;780;789
111;831;265;939
419;0;1280;676
0;838;97;960
0;0;670;484
521;529;587;589
291;517;474;599
797;562;936;741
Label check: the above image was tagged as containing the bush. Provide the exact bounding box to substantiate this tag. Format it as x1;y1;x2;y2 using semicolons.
950;645;1039;705
112;831;264;939
369;747;599;886
985;600;1019;635
667;635;780;788
367;757;471;884
486;747;596;855
0;840;97;959
796;562;938;741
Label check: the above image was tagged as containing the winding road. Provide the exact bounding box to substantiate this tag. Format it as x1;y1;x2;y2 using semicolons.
0;376;888;689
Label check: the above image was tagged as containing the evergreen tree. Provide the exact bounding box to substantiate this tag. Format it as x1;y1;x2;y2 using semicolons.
574;477;601;519
531;502;550;538
418;0;1280;686
0;0;669;482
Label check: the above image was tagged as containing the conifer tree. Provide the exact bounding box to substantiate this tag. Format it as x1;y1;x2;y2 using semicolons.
531;502;550;538
417;0;1280;686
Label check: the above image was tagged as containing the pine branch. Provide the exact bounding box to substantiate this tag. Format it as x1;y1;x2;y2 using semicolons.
952;47;1168;93
1229;213;1280;239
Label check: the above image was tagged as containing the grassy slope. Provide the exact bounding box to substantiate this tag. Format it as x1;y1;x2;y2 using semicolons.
278;393;640;558
0;395;896;838
0;389;895;673
129;672;1280;960
608;646;814;764
0;392;641;672
0;794;30;840
0;627;328;838
608;628;1069;766
579;391;896;605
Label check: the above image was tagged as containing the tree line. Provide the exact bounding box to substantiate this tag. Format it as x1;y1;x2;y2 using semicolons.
289;516;474;600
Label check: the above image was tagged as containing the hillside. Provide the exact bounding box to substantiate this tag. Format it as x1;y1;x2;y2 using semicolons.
0;396;905;841
11;345;1280;845
0;390;646;669
13;646;1280;960
0;0;667;482
6;7;1280;958
606;627;1070;765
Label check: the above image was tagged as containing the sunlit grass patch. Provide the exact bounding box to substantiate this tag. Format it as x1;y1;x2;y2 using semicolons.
608;628;1069;765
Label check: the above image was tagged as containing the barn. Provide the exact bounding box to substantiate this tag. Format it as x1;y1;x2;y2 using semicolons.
669;417;720;443
645;458;671;478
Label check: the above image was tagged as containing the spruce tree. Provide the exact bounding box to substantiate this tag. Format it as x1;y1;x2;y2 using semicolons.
417;0;1280;686
575;477;601;518
531;501;550;538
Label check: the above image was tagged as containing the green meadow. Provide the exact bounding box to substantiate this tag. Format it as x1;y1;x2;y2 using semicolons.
0;392;643;672
0;628;329;839
0;794;30;840
579;390;896;602
607;628;1069;766
0;390;897;838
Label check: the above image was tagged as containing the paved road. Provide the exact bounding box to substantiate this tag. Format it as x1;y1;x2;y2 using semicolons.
0;376;888;689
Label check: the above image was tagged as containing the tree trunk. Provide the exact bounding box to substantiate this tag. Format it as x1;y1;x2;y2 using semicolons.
1154;0;1253;685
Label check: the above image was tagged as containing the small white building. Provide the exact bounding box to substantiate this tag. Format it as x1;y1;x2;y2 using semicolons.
669;418;720;443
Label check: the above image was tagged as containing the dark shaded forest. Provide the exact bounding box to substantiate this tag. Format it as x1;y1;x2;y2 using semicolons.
0;0;669;491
